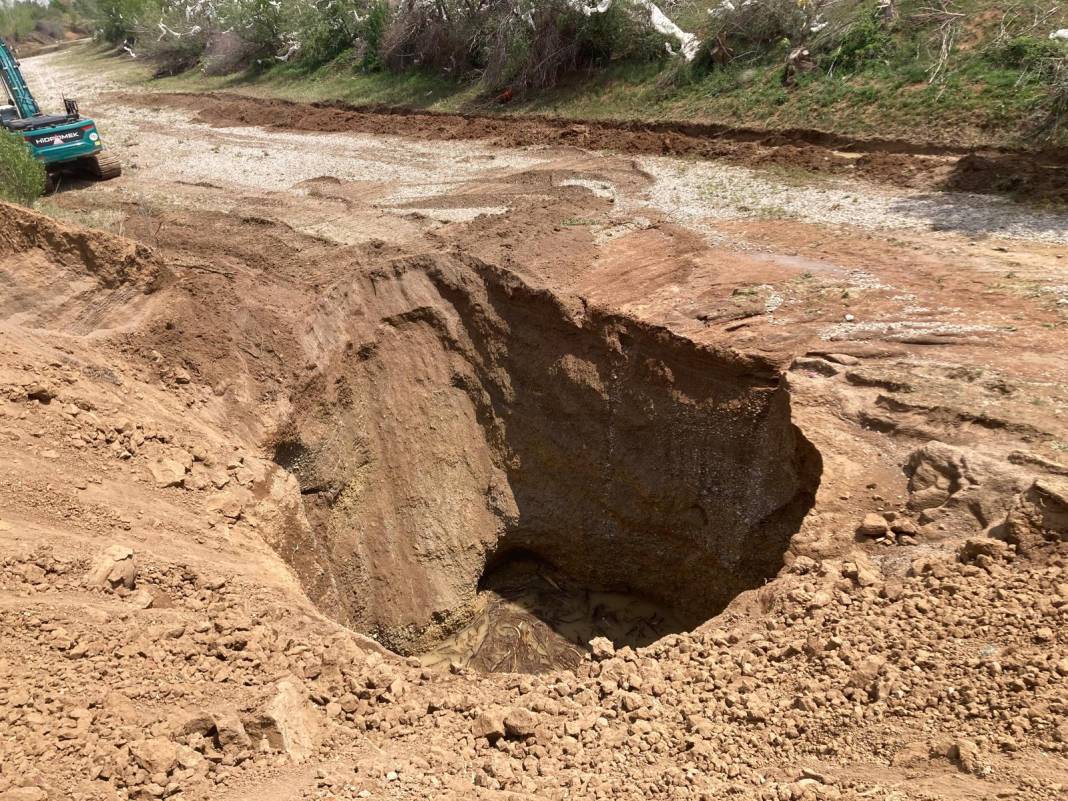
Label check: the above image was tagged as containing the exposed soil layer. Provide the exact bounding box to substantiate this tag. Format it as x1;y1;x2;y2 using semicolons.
272;252;820;656
122;91;1068;202
0;200;168;332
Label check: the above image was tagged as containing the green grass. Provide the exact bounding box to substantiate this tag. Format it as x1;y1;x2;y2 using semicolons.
154;57;475;109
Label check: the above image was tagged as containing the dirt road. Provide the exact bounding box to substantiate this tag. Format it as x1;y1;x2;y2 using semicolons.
1;46;1066;801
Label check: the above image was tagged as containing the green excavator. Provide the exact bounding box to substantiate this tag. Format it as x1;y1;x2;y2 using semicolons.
1;38;119;180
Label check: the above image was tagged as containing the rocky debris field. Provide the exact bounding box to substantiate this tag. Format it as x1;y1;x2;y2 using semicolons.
1;47;1067;801
2;495;1066;800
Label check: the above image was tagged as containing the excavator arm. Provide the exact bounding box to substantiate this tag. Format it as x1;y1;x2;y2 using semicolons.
0;38;42;119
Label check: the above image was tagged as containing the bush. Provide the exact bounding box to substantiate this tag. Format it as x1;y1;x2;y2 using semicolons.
75;0;158;44
382;0;665;90
139;13;210;76
200;31;255;76
293;0;387;68
0;0;65;41
982;34;1068;140
80;0;694;85
989;35;1067;73
705;0;830;51
219;0;289;65
819;8;892;72
480;1;646;89
379;0;481;75
132;0;293;76
0;130;46;206
1038;57;1068;138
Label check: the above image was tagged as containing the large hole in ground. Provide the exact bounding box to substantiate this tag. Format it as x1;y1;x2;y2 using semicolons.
270;253;821;672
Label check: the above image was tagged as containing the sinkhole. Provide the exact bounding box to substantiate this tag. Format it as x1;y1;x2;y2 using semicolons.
269;254;821;672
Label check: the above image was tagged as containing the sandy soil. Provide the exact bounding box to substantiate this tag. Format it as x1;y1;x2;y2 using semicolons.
1;46;1066;801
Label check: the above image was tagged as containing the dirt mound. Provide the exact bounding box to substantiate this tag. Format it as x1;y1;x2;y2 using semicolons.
0;201;168;333
124;91;1068;199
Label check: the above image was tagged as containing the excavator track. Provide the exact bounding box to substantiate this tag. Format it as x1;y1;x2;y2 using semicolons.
87;151;121;180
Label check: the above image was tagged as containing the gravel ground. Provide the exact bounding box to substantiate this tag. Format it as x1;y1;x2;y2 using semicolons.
632;156;1068;245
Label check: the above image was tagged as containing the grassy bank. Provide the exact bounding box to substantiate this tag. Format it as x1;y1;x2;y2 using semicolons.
69;0;1068;150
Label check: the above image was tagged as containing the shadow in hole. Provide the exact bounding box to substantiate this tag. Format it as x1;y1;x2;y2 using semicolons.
479;546;690;649
433;262;823;649
422;547;693;674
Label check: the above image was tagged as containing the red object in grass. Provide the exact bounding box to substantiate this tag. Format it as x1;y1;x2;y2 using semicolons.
497;89;514;104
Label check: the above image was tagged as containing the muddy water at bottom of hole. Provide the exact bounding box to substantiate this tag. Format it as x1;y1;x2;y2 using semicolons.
418;558;687;674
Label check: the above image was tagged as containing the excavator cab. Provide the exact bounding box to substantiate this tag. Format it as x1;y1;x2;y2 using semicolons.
1;39;120;180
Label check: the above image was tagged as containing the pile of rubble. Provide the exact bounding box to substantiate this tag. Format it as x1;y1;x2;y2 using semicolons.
2;499;1065;800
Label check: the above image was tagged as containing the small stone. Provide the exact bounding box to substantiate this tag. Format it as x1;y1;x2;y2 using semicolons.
25;383;55;403
86;545;136;590
207;487;252;521
588;637;615;661
808;590;832;609
950;739;982;774
824;353;859;366
856;513;889;538
128;589;155;609
503;708;537;739
958;538;1012;566
148;457;188;488
213;710;251;750
130;738;179;775
472;709;506;742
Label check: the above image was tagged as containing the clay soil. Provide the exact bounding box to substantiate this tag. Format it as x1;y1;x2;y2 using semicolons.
1;47;1067;801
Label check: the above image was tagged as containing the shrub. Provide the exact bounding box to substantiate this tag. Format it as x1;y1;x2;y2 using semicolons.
983;34;1068;140
481;1;660;89
381;0;666;90
200;30;255;76
0;130;46;206
35;17;66;40
220;0;289;65
137;9;211;76
294;0;390;69
819;8;892;72
0;0;67;41
1032;52;1068;139
132;0;293;76
379;0;480;75
80;0;697;85
705;0;831;51
989;34;1067;72
75;0;158;44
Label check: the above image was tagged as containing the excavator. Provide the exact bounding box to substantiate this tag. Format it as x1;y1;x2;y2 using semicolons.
1;38;120;180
